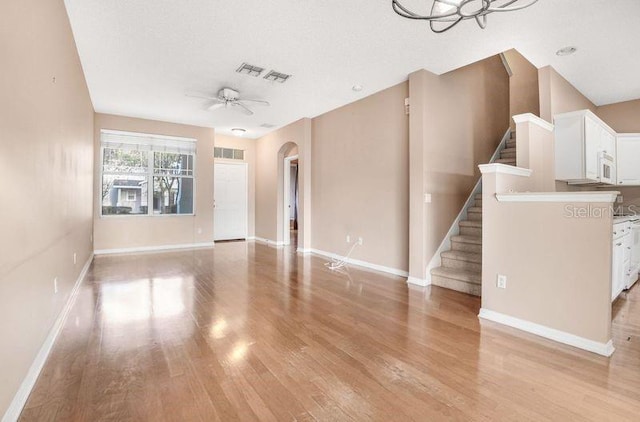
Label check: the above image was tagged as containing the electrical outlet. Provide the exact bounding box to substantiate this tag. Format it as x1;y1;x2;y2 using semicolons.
617;195;624;204
497;274;507;289
197;227;203;235
358;237;363;246
73;252;77;265
53;277;58;294
424;193;432;203
346;235;351;243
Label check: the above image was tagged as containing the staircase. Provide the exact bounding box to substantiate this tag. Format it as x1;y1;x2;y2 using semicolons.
430;131;516;296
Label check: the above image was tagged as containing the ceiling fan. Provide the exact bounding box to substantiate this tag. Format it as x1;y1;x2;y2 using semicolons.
187;88;269;115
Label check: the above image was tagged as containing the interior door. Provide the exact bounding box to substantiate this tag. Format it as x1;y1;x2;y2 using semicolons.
214;162;248;241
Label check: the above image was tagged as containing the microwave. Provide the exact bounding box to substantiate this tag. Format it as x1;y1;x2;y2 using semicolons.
599;152;615;185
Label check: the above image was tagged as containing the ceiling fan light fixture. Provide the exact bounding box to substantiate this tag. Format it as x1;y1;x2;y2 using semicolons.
556;46;578;56
391;0;540;33
231;128;247;137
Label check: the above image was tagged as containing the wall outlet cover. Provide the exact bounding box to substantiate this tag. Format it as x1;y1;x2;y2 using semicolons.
497;274;507;289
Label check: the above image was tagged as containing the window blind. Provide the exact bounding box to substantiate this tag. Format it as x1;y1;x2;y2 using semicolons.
101;130;197;154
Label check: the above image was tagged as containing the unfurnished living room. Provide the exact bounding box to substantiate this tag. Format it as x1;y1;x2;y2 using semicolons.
3;0;640;421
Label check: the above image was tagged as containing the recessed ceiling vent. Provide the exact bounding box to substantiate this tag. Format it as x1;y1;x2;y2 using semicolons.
236;62;264;77
264;70;291;83
260;123;277;128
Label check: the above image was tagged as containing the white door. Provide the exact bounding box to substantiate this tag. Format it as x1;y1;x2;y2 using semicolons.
214;162;248;241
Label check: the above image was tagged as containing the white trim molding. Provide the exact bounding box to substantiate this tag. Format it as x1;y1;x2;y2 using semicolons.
479;308;615;357
296;248;311;255
478;163;533;177
496;191;620;203
3;254;94;422
512;113;554;132
309;249;409;278
251;237;284;248
94;242;214;255
407;276;430;287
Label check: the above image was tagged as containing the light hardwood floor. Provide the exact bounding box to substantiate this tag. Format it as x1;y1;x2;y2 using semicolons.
19;241;640;421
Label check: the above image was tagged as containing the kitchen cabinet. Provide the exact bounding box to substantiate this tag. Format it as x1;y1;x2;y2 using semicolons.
612;238;625;302
612;220;632;302
616;134;640;185
554;110;617;185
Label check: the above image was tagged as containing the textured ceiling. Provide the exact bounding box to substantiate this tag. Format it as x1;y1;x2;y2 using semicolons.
64;0;640;138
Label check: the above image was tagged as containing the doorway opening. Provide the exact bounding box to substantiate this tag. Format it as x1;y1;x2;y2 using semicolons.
283;154;299;247
277;141;300;248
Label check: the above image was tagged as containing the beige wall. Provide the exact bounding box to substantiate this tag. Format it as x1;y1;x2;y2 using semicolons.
311;83;410;271
514;116;556;191
0;0;94;416
597;99;640;133
539;66;597;123
93;114;215;251
503;49;540;128
215;134;256;238
410;56;510;280
255;119;312;249
481;171;613;344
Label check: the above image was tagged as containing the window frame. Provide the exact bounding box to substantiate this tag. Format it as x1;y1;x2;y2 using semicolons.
99;130;197;218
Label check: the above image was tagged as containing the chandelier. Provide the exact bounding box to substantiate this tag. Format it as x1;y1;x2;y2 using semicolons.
391;0;539;33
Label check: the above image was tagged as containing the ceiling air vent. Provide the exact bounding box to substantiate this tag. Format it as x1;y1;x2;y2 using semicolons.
236;62;265;77
264;70;291;83
260;123;277;128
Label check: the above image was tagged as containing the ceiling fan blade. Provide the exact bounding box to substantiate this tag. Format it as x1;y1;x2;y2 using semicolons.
237;99;270;107
185;92;222;101
232;102;254;116
207;102;226;111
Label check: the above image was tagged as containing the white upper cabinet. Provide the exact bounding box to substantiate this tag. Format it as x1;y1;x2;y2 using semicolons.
554;110;617;185
616;134;640;186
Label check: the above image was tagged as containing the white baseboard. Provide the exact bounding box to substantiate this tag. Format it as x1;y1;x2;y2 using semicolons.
252;237;284;248
478;308;615;357
296;248;311;255
407;276;431;287
2;254;94;422
309;248;409;278
94;242;215;255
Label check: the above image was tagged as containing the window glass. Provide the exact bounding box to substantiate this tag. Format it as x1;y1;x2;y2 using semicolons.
154;152;193;176
101;175;148;215
153;177;194;214
103;148;148;173
101;139;195;216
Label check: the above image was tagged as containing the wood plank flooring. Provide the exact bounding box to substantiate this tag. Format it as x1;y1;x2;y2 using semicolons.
19;241;640;421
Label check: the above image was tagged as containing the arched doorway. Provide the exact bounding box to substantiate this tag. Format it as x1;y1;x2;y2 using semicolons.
277;142;299;247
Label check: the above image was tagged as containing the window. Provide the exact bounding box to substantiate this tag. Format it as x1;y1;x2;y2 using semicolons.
214;147;244;160
101;130;196;216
